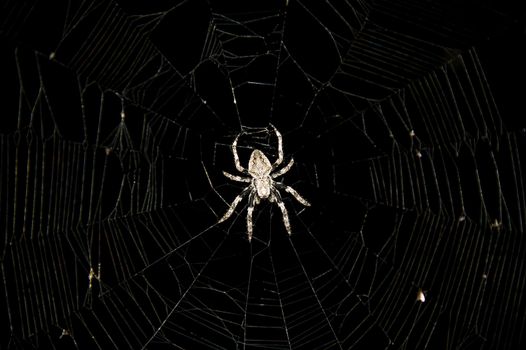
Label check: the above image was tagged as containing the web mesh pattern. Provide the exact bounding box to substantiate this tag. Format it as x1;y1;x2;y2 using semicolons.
0;0;525;349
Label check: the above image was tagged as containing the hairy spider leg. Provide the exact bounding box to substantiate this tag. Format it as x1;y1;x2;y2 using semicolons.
276;182;311;207
218;187;251;223
271;158;294;179
247;206;254;241
232;133;246;173
223;171;251;183
277;202;291;234
270;124;284;168
271;189;292;235
246;192;260;241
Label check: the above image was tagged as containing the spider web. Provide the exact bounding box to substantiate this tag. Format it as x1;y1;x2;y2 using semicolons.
1;0;525;349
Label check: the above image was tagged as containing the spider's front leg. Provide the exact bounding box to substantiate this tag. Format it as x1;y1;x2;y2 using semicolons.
232;133;246;173
270;124;284;168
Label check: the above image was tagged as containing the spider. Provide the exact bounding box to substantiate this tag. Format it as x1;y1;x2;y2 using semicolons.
218;124;311;241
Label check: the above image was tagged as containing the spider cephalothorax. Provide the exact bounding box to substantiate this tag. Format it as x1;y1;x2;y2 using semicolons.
218;125;310;241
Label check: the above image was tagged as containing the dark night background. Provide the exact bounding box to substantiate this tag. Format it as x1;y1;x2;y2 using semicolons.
0;0;526;349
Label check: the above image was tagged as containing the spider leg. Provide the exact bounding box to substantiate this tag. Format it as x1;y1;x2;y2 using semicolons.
232;134;246;173
223;171;251;183
277;202;291;235
271;158;294;178
246;191;257;241
270;124;283;168
276;182;311;207
271;189;292;235
218;186;251;223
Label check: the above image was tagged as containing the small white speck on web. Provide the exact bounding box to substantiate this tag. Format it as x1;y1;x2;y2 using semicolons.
231;86;237;104
416;288;426;303
490;219;502;231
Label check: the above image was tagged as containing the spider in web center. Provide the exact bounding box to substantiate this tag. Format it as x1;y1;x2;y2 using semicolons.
218;124;311;241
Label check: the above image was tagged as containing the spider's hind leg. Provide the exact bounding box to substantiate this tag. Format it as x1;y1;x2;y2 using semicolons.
271;189;292;235
246;191;258;241
276;182;311;207
277;202;292;235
